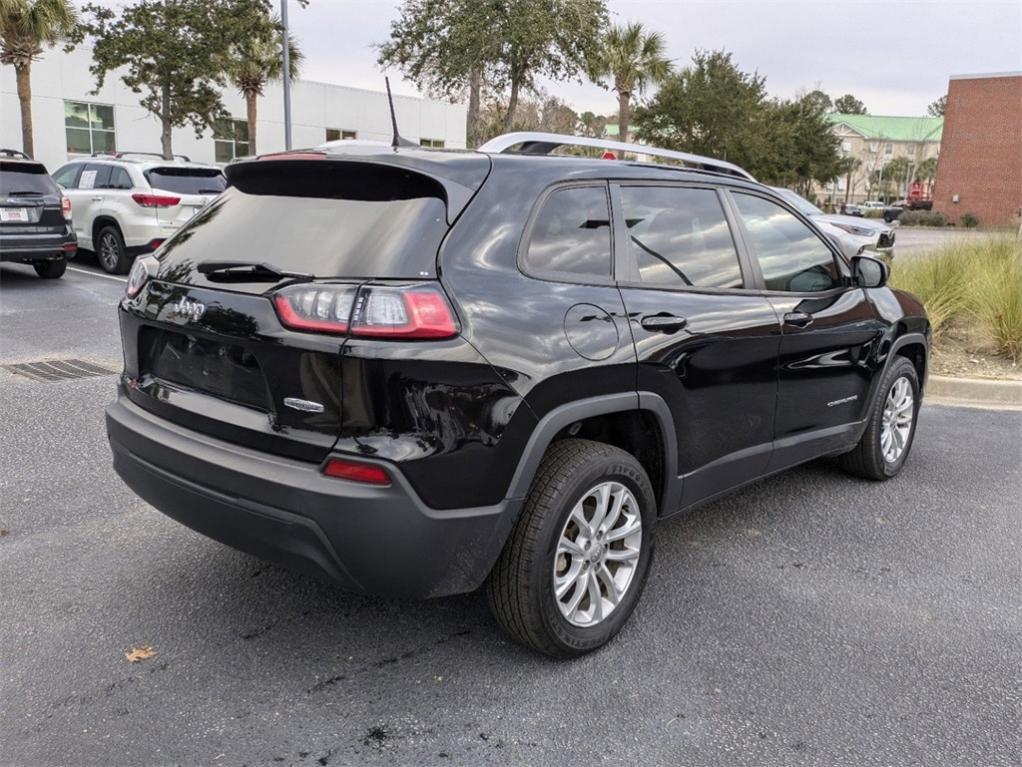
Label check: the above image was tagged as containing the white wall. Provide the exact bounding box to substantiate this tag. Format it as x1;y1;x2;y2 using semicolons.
1;46;466;171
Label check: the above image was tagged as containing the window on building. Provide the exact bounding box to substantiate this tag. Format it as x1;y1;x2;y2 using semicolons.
907;144;916;157
884;143;893;155
214;119;250;163
841;140;852;152
419;138;445;148
325;128;357;141
619;185;743;289
525;186;612;278
64;101;115;155
733;193;840;293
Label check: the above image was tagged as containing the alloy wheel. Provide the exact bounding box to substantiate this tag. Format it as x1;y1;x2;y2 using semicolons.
552;481;642;628
880;376;914;464
99;232;120;271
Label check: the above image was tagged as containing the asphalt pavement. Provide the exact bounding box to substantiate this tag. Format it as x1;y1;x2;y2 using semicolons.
1;259;1020;767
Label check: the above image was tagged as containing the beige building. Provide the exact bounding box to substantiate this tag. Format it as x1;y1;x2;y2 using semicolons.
815;114;944;206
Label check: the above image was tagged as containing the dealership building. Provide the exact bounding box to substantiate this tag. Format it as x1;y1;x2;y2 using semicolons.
1;47;467;172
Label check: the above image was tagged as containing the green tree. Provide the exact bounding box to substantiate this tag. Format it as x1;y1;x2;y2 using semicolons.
768;93;844;195
378;0;498;147
577;110;607;138
833;93;867;114
380;0;607;143
588;21;671;144
881;155;912;198
0;0;77;158
916;156;938;186
927;95;947;117
803;88;833;113
78;0;238;159
634;50;772;172
221;2;301;155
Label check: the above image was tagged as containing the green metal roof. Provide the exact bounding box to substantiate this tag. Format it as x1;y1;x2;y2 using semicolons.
827;113;943;142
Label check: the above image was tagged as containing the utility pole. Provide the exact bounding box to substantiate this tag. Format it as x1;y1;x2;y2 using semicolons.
281;0;292;150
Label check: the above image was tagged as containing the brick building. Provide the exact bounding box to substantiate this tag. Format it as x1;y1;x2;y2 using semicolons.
932;72;1022;227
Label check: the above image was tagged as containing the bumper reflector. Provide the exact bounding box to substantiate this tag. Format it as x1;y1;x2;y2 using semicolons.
322;457;391;486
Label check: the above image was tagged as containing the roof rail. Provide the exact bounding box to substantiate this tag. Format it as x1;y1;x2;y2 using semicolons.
91;151;192;162
477;132;755;181
0;148;32;160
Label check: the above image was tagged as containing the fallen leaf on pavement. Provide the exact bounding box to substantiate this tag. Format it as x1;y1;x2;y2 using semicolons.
0;529;9;537
124;645;156;663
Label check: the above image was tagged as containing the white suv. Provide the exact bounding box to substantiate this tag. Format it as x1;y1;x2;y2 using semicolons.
52;153;226;273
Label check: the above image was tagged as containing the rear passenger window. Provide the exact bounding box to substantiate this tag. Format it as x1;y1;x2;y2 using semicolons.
619;186;743;288
52;164;81;189
525;186;612;278
108;168;132;190
734;193;840;292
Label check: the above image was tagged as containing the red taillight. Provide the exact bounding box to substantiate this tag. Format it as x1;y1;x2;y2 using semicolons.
147;238;165;251
132;193;181;208
322;457;391;486
273;283;458;340
354;285;458;338
62;242;77;253
61;196;72;220
602;150;617;160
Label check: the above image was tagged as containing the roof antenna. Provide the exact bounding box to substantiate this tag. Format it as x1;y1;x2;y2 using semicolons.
385;77;417;149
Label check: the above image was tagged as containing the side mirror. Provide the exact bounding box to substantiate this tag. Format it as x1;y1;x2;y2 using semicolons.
852;254;888;289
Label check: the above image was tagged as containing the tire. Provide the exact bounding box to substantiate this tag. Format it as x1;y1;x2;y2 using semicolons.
96;224;130;274
33;258;66;279
839;357;920;481
486;439;657;658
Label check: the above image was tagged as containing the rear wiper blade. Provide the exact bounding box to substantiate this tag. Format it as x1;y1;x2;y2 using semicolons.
197;188;223;194
197;260;315;282
7;190;45;196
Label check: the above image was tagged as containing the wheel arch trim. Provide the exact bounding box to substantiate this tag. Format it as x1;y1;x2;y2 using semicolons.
504;392;680;516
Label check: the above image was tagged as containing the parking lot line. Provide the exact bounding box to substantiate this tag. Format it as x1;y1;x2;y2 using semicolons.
68;266;127;283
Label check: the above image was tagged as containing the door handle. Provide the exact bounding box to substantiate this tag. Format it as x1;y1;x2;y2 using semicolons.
640;314;688;333
783;311;814;328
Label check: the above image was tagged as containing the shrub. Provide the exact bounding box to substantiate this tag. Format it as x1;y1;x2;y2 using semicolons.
899;210;948;227
863;209;884;219
961;212;980;228
890;236;1022;359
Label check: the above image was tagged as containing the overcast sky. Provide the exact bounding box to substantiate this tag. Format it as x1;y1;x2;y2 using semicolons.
83;0;1022;116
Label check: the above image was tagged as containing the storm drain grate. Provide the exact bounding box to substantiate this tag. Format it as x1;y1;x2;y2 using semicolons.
3;358;118;383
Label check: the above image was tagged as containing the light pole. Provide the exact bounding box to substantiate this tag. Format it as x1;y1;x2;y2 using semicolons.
281;0;292;150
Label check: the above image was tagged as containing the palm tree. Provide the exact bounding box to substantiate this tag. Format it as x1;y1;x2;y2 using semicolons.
589;22;671;145
224;13;301;156
0;0;77;158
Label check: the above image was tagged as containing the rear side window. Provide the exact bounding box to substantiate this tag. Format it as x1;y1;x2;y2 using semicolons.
78;164;111;190
0;162;59;195
525;186;612;279
146;167;226;195
619;186;743;289
157;161;449;279
733;193;840;292
101;167;133;190
52;164;82;189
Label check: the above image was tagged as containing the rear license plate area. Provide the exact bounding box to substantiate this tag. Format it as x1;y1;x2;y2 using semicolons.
140;327;269;410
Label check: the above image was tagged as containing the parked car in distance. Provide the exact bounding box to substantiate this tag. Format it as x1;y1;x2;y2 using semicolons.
52;152;226;274
0;149;76;279
106;134;930;657
771;187;895;259
860;200;886;211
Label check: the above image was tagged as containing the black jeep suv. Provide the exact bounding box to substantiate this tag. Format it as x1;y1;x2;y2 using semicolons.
0;149;76;278
105;134;929;657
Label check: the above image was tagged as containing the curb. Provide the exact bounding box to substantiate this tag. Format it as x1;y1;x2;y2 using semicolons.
926;374;1022;409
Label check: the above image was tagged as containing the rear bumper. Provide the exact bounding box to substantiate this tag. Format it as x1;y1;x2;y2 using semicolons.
0;234;76;261
105;393;520;598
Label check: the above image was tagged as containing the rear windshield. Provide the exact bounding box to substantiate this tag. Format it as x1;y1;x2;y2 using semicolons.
0;162;58;196
157;162;449;279
146;167;227;195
